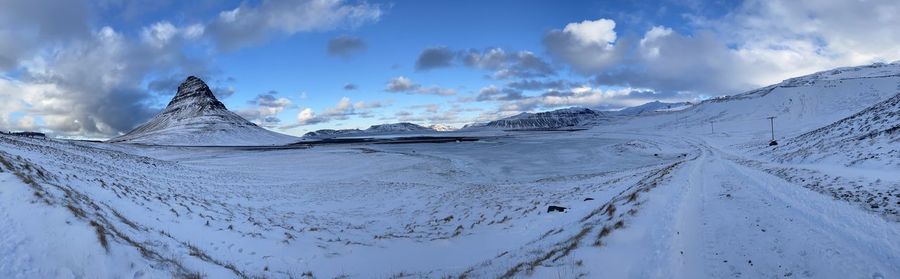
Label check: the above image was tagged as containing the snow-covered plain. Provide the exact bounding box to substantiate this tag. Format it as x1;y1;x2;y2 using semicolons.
1;62;899;278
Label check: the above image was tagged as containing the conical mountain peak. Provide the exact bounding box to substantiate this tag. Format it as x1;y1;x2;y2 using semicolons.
166;76;226;111
109;75;298;146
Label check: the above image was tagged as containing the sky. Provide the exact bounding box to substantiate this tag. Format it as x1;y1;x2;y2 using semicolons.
1;0;899;138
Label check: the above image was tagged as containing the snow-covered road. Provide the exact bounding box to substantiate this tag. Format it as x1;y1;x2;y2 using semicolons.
596;139;899;278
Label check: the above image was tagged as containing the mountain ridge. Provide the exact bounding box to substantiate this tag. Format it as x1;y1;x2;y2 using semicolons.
303;122;439;138
466;107;607;130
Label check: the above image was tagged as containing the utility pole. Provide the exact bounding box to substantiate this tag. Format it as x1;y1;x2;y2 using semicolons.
710;121;715;134
767;116;778;145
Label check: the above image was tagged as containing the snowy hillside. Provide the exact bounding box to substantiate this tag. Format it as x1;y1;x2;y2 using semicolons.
764;92;900;168
612;62;900;141
611;101;694;116
473;107;606;130
109;76;298;146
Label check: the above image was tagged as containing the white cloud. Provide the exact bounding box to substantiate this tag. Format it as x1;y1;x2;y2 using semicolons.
141;21;206;48
475;85;524;101
562;18;617;47
384;76;456;96
289;97;383;127
353;100;382;110
238;92;294;128
385;76;415;92
716;0;900;84
0;77;40;131
182;24;206;39
0;0;91;69
548;1;900;96
639;26;673;58
208;0;383;50
414;47;556;79
0;22;214;137
8;26;162;136
331;97;352;112
141;21;178;48
463;49;555;79
296;108;321;125
0;0;380;137
544;18;624;74
541;87;632;107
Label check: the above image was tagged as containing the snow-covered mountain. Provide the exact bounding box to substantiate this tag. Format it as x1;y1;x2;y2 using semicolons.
109;76;297;146
302;129;363;138
764;92;900;168
303;122;437;138
611;101;694;116
472;107;606;130
367;122;431;132
428;124;457;132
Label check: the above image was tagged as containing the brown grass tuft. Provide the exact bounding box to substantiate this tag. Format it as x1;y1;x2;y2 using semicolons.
89;220;109;252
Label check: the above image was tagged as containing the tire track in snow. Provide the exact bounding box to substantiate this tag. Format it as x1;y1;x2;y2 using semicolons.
667;142;899;278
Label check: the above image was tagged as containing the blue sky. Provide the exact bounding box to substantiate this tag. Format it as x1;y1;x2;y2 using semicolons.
214;0;739;131
1;0;898;137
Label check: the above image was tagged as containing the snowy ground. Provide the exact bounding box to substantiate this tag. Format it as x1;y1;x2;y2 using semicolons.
4;62;899;278
1;125;897;278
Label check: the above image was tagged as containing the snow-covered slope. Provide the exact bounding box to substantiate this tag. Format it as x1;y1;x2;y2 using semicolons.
611;101;694;116
764;92;900;168
615;62;900;141
109;76;297;146
473;107;607;130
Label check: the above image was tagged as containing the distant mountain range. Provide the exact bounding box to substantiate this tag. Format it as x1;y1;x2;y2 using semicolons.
464;107;606;130
107;61;900;145
302;102;698;137
303;122;442;138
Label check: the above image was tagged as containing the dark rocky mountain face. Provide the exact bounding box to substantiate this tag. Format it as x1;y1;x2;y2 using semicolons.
164;76;228;112
482;107;607;129
366;122;430;131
